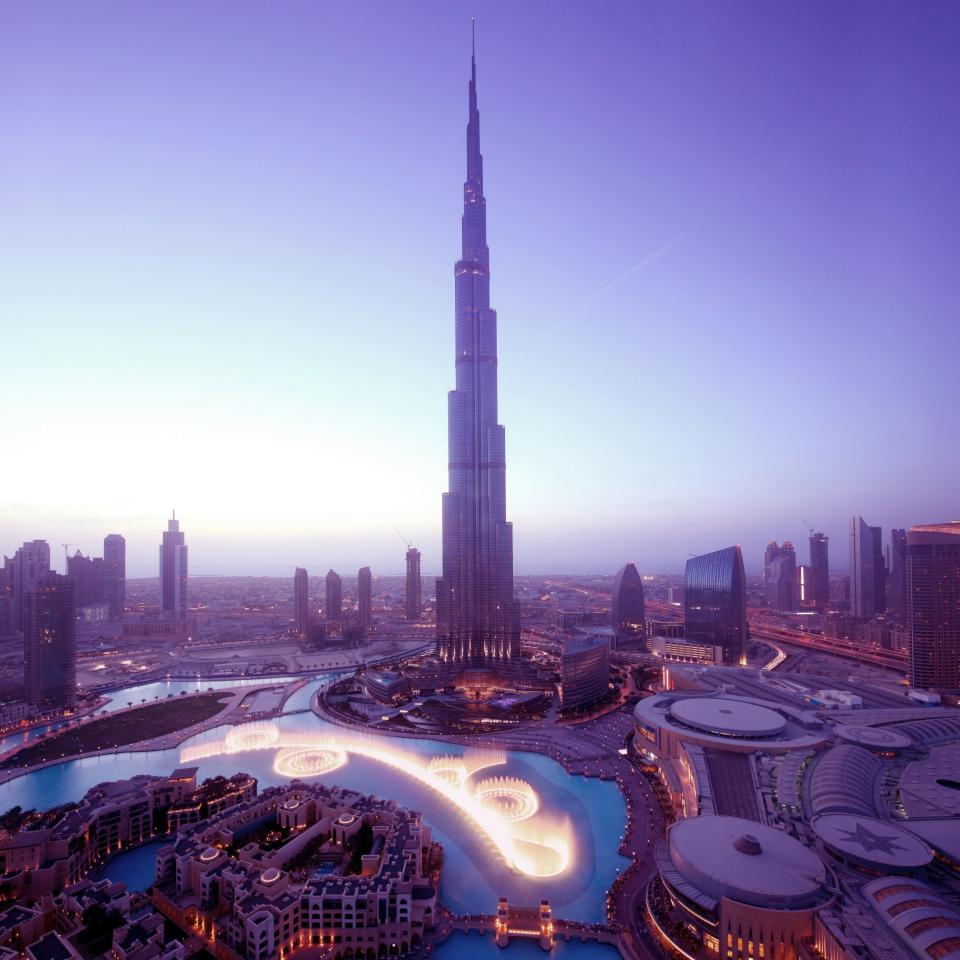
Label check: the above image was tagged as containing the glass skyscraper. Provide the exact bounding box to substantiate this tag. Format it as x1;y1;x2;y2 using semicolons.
436;38;518;665
612;562;646;649
684;545;748;665
24;574;76;709
159;512;188;620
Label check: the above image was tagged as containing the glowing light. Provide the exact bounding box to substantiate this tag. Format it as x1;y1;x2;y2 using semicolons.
273;746;346;778
180;723;572;878
473;777;539;821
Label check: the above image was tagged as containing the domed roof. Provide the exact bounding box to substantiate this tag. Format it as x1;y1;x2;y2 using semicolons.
668;697;787;738
668;816;826;909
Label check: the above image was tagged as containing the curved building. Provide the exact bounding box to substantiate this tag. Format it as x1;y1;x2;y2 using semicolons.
862;877;960;960
612;562;645;650
684;546;748;665
559;632;610;709
651;816;828;960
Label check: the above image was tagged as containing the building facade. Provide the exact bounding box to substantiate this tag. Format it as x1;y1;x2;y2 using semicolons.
325;570;342;620
66;550;104;608
611;562;646;650
23;574;76;709
559;632;610;709
103;533;126;620
907;521;960;691
850;516;885;619
684;546;748;665
886;528;908;623
435;42;519;667
358;567;372;635
764;541;796;612
10;540;50;633
405;547;421;621
294;568;309;639
159;514;188;620
809;531;830;608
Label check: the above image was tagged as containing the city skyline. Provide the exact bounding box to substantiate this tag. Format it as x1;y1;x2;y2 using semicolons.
3;2;958;577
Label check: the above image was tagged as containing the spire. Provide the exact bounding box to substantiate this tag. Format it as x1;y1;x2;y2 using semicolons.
466;20;482;192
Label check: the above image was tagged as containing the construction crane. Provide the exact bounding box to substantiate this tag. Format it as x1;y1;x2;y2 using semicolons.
395;528;415;550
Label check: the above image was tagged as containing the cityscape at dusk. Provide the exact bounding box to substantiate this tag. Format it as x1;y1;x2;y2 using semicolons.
1;5;958;960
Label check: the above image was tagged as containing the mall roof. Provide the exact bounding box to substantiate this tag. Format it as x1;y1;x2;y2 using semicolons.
863;876;960;960
669;696;787;738
808;744;881;817
667;815;826;910
812;813;932;871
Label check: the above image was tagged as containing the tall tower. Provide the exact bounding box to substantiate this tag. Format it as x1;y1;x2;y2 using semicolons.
24;574;76;709
358;567;372;635
809;531;830;608
294;567;309;639
405;547;422;621
907;522;960;691
103;534;126;620
850;516;884;619
159;512;188;619
611;562;645;650
10;540;50;632
325;570;342;620
436;31;519;665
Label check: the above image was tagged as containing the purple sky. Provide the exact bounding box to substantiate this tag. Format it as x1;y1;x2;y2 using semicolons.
2;1;958;578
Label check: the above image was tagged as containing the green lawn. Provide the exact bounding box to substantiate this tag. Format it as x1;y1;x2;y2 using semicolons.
2;692;232;770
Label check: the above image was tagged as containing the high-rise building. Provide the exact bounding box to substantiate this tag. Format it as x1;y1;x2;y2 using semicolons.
294;567;309;639
66;550;105;607
809;531;830;607
24;574;76;709
358;567;372;635
907;522;960;691
850;516;885;619
405;547;421;621
103;534;126;620
765;541;796;612
10;540;51;632
886;528;908;622
325;570;342;620
611;562;646;649
796;564;814;605
159;513;188;620
684;546;748;666
435;38;518;666
0;557;14;634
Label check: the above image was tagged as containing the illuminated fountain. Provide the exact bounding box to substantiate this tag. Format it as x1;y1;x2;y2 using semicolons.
181;722;572;878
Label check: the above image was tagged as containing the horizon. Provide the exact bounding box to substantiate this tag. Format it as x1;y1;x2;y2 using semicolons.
3;2;958;579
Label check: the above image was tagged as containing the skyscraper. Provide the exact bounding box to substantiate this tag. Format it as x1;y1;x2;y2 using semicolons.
764;541;796;612
611;562;645;649
325;570;342;620
103;534;126;620
66;550;104;607
684;546;748;666
405;547;421;621
809;531;830;608
435;35;518;665
907;522;960;691
886;528;908;622
10;540;51;632
294;567;309;639
24;574;76;709
850;516;885;619
358;566;372;635
159;512;188;620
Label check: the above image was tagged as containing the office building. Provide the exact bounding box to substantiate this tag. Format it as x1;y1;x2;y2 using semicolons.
0;558;13;634
808;531;830;607
765;541;796;612
907;521;960;691
796;564;814;605
435;40;519;666
293;567;309;639
405;546;421;621
325;570;342;620
66;550;104;608
10;540;50;633
850;516;885;619
684;546;748;666
23;574;76;709
103;534;126;620
159;513;188;620
611;562;645;649
358;566;372;635
886;528;908;622
560;631;610;709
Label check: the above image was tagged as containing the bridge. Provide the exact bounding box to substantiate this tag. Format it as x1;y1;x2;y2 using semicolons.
442;899;623;952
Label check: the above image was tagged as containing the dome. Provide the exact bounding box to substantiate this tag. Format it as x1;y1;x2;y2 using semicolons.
669;816;826;909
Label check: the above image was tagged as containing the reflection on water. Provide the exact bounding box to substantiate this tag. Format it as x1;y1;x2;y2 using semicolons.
93;839;168;891
0;711;627;922
435;932;620;960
